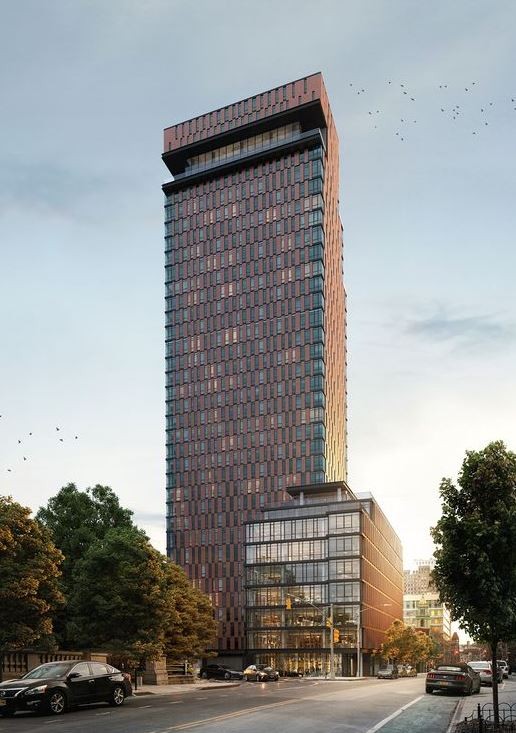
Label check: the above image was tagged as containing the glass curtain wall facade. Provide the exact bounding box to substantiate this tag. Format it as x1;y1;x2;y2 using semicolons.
245;484;403;676
162;74;348;656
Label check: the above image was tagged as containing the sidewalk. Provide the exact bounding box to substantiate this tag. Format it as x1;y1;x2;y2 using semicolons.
450;682;516;729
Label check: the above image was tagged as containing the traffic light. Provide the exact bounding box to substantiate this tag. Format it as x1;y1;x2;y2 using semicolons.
333;629;340;643
286;596;292;610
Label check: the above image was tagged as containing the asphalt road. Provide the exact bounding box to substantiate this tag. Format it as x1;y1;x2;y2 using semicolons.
0;675;490;733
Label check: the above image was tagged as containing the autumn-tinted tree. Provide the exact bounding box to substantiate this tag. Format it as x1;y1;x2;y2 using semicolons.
162;561;217;660
431;441;516;724
0;496;63;678
380;620;435;666
36;483;135;644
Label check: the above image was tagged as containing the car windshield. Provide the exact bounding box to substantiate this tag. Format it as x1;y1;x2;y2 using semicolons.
437;666;463;672
23;663;73;680
470;663;490;669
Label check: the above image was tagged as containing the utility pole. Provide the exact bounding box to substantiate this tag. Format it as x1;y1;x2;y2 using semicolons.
329;602;335;680
356;607;361;678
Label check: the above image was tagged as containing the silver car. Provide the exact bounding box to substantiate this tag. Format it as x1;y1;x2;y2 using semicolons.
468;661;502;686
377;664;398;679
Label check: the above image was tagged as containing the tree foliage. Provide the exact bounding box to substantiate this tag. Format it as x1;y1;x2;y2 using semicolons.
0;496;63;656
431;441;516;642
431;440;516;722
36;483;136;644
380;620;435;665
34;483;216;663
66;526;217;664
66;526;169;661
162;562;218;660
36;483;135;589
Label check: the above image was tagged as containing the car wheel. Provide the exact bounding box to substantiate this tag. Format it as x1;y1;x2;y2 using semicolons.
47;690;67;715
0;709;15;718
425;687;432;694
109;685;125;707
224;672;231;680
465;683;473;696
201;671;208;679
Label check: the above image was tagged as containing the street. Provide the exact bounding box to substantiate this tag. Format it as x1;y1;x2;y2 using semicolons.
3;674;511;733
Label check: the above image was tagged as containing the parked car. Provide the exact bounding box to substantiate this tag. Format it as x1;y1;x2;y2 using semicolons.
399;665;417;677
426;663;481;695
497;661;509;679
0;660;132;717
243;664;280;682
468;661;502;686
198;664;243;681
377;664;398;679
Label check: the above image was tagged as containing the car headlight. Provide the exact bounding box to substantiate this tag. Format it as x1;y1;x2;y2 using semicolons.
25;685;48;695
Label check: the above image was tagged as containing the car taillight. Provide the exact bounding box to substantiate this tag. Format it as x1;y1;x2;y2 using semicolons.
427;673;435;679
456;675;465;681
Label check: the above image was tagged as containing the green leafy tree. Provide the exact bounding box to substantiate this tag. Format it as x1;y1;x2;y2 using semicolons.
0;496;63;678
66;527;217;665
36;483;135;644
431;441;516;724
66;526;170;662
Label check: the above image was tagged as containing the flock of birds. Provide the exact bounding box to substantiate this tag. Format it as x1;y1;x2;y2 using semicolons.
1;415;79;475
348;80;516;142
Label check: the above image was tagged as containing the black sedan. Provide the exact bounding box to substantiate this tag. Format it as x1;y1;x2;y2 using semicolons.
426;663;481;695
0;660;132;717
243;664;280;682
198;664;243;680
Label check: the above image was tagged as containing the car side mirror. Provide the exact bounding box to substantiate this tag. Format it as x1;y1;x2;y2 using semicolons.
67;672;81;680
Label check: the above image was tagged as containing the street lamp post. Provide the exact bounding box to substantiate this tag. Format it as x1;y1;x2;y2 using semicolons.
287;594;336;680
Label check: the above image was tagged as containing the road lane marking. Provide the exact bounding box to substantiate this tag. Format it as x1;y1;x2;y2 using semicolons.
364;695;423;733
168;701;183;704
164;697;302;730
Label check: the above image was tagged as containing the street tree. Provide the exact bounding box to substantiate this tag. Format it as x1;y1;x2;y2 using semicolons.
67;526;217;665
36;483;136;644
66;526;169;662
380;620;435;666
0;496;63;677
162;561;217;660
431;440;516;724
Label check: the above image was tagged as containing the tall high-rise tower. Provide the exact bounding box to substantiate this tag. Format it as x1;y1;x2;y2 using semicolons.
163;73;347;658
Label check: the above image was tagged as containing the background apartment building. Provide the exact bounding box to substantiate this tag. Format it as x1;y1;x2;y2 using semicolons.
403;561;451;639
163;74;348;658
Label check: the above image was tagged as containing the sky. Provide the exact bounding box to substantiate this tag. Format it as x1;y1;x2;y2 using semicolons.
1;0;515;578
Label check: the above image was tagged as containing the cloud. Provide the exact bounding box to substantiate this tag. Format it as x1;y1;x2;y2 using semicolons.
405;308;515;349
0;158;111;219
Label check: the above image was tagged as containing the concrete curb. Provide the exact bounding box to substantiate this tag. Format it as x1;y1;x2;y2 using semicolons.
446;698;463;733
